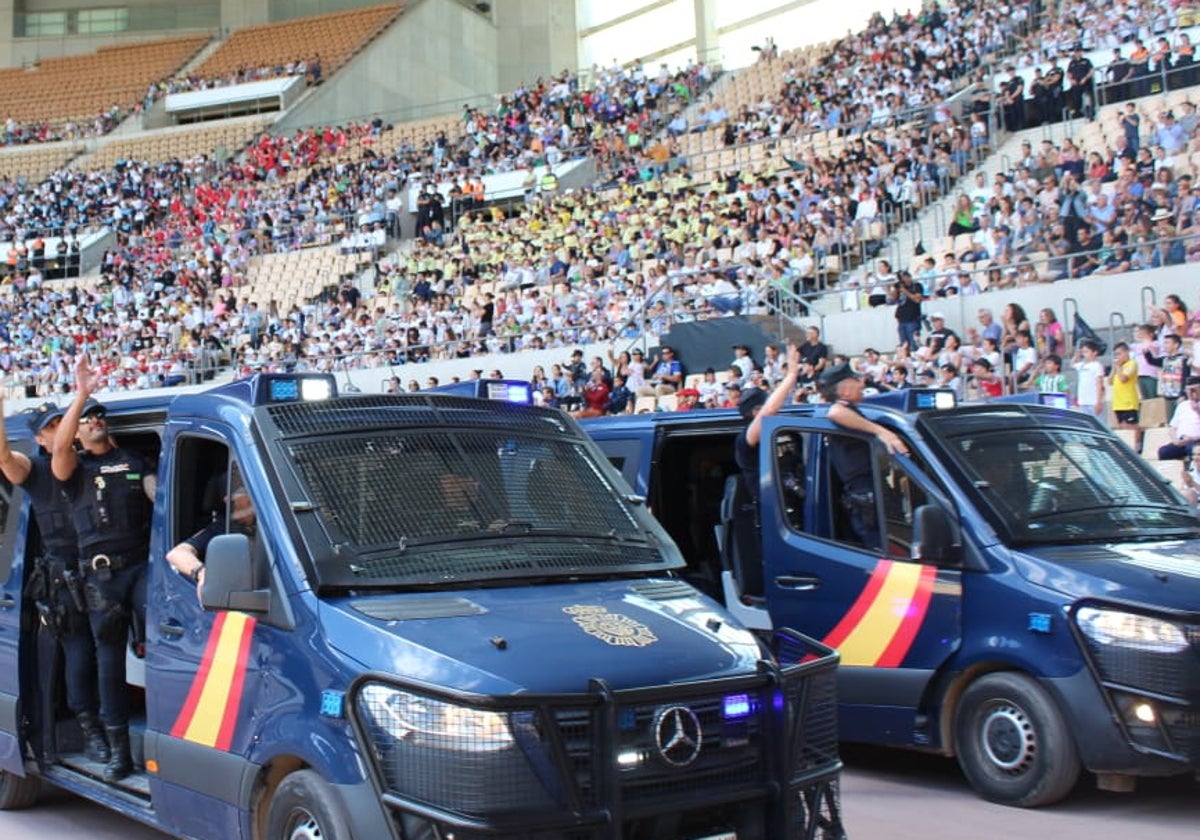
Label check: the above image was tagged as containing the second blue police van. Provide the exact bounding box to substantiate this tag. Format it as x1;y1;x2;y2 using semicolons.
583;389;1200;807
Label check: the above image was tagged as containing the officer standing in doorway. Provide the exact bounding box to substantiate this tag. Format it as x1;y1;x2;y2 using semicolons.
821;363;908;549
0;397;108;764
52;355;156;782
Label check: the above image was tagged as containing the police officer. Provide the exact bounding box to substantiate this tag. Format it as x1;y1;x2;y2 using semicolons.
821;363;908;550
52;355;156;782
0;397;108;764
735;344;801;506
729;345;800;597
166;470;257;598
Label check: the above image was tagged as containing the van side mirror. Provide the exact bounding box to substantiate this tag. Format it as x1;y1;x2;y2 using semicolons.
911;504;960;565
200;534;269;613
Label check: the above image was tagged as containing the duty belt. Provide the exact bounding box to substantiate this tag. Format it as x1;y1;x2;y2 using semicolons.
84;552;145;573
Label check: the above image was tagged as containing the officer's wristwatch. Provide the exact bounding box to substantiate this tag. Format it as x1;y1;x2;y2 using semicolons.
187;564;204;584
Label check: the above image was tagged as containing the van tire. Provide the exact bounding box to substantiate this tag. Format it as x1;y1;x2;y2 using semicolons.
265;770;352;840
954;672;1080;807
0;770;40;810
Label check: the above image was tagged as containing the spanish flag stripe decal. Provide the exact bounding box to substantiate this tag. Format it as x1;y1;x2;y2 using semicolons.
169;612;257;748
214;616;257;751
825;561;927;667
169;611;228;739
822;560;892;651
875;565;937;668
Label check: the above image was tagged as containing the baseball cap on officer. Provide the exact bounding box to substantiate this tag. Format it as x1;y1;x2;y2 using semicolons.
81;398;107;419
818;362;861;392
27;402;65;434
738;386;768;419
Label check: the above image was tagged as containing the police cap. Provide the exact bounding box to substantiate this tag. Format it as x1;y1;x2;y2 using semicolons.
738;386;768;419
818;362;861;391
27;402;65;434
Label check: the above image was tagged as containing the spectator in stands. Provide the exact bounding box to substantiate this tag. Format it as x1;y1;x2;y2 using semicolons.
1146;333;1191;409
1158;378;1200;461
894;270;924;351
1109;341;1140;430
1034;354;1068;394
639;346;684;396
1181;450;1200;509
1072;339;1106;419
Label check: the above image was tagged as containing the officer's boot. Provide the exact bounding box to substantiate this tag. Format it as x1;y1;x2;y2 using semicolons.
103;725;133;782
77;712;111;763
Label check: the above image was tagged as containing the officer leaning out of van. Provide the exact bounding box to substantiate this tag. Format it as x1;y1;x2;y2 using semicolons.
166;471;257;600
52;354;156;783
735;343;802;508
821;362;909;550
0;396;109;765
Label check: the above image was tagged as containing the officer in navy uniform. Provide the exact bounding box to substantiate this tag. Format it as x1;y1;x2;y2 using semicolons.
734;344;801;506
821;363;908;550
166;470;257;597
52;356;156;782
0;398;108;764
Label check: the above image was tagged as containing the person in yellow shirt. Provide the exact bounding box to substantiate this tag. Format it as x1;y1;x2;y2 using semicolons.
1109;341;1140;430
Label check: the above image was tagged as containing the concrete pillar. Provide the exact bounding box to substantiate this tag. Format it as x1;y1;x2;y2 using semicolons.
0;0;15;68
693;0;718;65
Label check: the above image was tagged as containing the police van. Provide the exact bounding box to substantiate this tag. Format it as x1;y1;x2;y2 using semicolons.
0;373;844;840
582;389;1200;807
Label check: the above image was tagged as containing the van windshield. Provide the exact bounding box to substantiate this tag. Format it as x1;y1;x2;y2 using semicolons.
934;425;1200;546
284;428;677;586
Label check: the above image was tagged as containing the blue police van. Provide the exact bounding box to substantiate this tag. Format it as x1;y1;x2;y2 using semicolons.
0;373;844;840
582;389;1200;807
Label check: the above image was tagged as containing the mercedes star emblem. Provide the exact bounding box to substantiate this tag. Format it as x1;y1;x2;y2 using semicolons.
652;705;703;767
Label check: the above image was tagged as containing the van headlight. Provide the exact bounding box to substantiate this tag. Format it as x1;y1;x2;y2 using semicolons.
358;684;514;751
1076;607;1189;653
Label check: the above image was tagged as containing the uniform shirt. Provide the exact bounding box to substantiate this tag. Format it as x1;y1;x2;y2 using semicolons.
62;447;152;558
22;452;78;560
828;402;873;493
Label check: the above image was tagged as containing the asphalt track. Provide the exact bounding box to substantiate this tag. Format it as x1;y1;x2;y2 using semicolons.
1;744;1196;839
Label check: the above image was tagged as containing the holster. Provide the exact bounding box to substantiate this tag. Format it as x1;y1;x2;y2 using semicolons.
842;490;878;530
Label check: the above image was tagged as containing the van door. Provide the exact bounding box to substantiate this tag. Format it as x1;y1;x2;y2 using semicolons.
759;417;963;747
144;436;267;840
0;471;23;773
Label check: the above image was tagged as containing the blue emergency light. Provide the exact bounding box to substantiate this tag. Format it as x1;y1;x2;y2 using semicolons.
206;373;338;406
863;388;957;413
426;379;533;404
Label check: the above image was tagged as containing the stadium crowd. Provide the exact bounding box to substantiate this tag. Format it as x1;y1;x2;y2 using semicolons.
0;0;1198;406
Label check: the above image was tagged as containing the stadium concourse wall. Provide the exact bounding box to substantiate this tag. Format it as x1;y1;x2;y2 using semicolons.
274;0;575;132
810;264;1196;356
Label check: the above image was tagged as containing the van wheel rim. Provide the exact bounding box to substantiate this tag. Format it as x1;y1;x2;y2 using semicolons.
980;703;1035;773
286;810;325;840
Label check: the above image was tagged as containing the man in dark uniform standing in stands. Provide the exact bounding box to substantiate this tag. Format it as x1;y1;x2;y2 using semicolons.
52;355;156;782
821;363;908;549
0;398;108;764
1066;44;1094;119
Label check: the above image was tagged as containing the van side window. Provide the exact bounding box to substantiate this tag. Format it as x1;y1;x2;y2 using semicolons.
773;432;808;532
877;450;930;561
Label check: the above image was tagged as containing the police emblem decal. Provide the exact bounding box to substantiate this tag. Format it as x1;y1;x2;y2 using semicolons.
652;705;703;767
563;605;658;647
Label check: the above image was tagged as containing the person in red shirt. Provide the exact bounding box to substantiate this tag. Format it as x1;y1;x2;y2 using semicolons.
674;388;702;411
570;369;611;419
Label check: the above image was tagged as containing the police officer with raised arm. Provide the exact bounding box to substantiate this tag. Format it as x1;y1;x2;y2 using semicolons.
0;396;109;764
52;354;156;782
821;362;908;549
